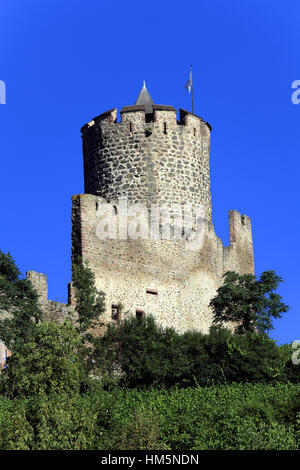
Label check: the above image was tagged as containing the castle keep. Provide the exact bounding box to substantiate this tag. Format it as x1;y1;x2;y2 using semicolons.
72;83;254;333
0;84;255;366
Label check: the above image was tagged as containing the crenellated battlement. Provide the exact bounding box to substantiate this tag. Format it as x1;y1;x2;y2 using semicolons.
75;83;255;333
0;82;256;346
81;98;213;221
81;105;211;138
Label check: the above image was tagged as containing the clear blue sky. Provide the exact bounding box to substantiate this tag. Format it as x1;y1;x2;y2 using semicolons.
0;0;299;344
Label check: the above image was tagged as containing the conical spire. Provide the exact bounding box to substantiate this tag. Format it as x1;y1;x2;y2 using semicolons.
135;81;154;114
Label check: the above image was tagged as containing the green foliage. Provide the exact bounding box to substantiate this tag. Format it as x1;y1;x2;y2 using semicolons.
0;250;42;350
93;315;187;388
0;394;98;450
0;319;83;398
28;393;97;450
209;270;289;334
1;384;300;450
0;252;298;450
93;315;295;388
0;399;34;450
72;257;105;337
111;407;170;450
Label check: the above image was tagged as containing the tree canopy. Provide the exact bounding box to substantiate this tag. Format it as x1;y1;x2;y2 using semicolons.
72;257;105;338
0;319;83;397
209;270;289;334
0;251;42;351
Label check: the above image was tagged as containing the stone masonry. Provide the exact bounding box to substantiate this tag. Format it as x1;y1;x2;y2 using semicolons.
72;85;254;333
0;84;255;366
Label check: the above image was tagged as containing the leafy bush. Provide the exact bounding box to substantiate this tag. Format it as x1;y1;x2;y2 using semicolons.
93;315;187;388
0;319;84;398
1;383;300;450
29;393;98;450
92;316;297;388
0;399;33;450
111;407;170;450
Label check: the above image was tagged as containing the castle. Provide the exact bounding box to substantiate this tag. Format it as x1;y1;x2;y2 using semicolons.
0;83;254;366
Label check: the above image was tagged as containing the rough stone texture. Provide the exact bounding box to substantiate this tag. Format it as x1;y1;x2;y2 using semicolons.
0;99;255;361
0;272;72;367
26;271;72;324
72;104;254;334
81;106;213;222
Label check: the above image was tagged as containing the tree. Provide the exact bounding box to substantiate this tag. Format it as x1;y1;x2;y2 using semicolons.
0;319;83;397
72;257;105;338
209;270;289;335
93;315;191;388
0;252;106;397
0;251;42;351
72;257;106;379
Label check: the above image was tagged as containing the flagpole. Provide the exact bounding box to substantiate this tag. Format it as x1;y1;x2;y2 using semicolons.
191;65;194;114
185;65;194;114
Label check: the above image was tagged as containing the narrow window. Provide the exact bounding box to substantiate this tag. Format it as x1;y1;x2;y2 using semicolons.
241;215;245;225
163;122;167;134
193;128;196;136
146;289;158;296
136;310;145;319
129;122;133;132
111;304;121;322
113;205;118;215
96;201;98;210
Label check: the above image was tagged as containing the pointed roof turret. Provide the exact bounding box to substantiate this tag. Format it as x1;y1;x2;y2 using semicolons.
135;80;154;114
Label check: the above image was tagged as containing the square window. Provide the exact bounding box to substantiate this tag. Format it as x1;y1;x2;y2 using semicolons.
136;310;145;319
111;304;121;321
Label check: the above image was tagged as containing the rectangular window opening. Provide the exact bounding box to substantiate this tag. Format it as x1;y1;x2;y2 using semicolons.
111;304;121;322
146;289;158;296
145;113;154;123
136;310;145;319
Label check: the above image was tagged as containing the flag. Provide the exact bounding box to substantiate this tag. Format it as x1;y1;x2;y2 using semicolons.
185;66;193;94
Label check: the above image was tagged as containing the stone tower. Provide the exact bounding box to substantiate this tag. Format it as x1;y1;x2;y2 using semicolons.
71;83;254;333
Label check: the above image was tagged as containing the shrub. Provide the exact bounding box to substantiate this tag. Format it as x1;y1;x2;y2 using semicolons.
1;383;300;450
111;407;170;450
93;316;295;389
0;319;84;398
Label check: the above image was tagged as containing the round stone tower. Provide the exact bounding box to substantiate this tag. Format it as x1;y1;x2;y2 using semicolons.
81;82;213;222
72;83;254;334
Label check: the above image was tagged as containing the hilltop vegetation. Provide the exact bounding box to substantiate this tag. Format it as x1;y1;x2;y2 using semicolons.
0;249;299;450
1;383;300;450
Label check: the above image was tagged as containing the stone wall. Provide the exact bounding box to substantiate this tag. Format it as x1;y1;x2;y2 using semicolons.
81;106;213;222
71;100;254;334
71;194;253;333
0;101;255;355
0;272;71;368
26;271;71;323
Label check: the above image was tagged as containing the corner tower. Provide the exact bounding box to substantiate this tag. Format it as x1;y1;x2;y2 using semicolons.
72;83;254;333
